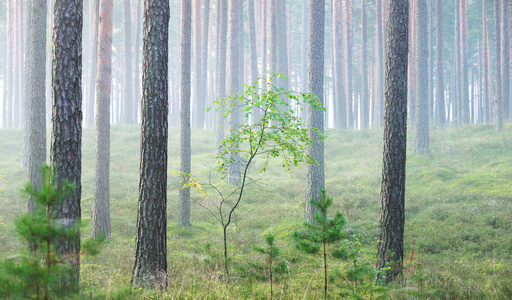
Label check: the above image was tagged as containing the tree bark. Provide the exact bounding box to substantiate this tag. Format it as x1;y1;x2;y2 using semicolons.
92;0;113;241
28;0;47;214
376;0;408;284
51;0;83;291
180;0;192;227
305;0;325;224
415;0;429;154
131;0;169;288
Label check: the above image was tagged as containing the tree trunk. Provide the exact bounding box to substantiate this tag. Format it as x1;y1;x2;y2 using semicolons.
427;0;434;124
495;0;503;131
192;0;202;128
87;0;99;128
28;0;47;214
227;0;241;185
415;0;429;154
361;0;368;129
51;0;83;291
133;0;142;123
180;0;192;227
301;0;307;121
435;0;445;126
460;0;469;124
131;0;169;289
22;0;32;169
277;0;288;88
482;0;490;123
501;0;509;120
333;0;345;129
198;0;211;129
376;0;408;284
3;0;13;128
121;0;133;123
92;0;113;241
13;0;22;128
305;0;325;224
376;0;384;127
215;0;228;156
344;0;353;128
248;0;260;123
407;0;416;127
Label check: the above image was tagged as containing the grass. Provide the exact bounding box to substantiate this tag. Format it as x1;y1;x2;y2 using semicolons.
0;122;511;299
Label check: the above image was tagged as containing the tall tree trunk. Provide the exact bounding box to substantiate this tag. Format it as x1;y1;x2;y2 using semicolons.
305;0;325;224
192;0;202;128
227;0;241;185
92;0;113;241
180;0;192;227
51;0;83;291
3;0;13;128
460;0;469;124
133;0;142;123
198;0;211;129
501;0;509;120
333;0;345;128
269;0;278;74
415;0;429;154
344;0;352;128
215;0;228;156
301;0;307;121
494;0;503;130
435;0;445;125
376;0;384;127
87;0;99;128
248;0;260;123
427;0;434;124
28;0;47;214
22;0;32;169
13;0;21;128
482;0;490;123
376;0;408;284
407;0;416;127
131;0;170;288
121;0;133;123
277;0;288;88
361;0;368;129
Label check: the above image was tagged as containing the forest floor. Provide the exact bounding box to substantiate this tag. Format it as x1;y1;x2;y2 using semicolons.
0;123;511;299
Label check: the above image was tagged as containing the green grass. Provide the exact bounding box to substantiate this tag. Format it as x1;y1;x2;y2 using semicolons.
1;123;511;299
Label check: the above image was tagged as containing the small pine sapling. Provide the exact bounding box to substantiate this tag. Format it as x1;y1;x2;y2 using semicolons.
293;189;346;300
252;233;287;300
0;165;103;299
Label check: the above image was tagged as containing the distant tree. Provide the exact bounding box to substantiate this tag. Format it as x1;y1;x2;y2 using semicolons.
86;0;99;128
28;0;47;214
121;0;133;123
482;0;490;124
435;0;445;126
131;0;169;288
460;0;469;124
375;0;384;127
361;0;369;129
344;0;353;128
92;0;113;240
198;0;211;129
226;0;241;185
132;0;142;123
494;0;503;131
215;0;228;156
22;0;33;170
192;0;202;129
180;0;192;227
277;0;288;88
248;0;260;124
50;0;84;290
301;0;307;121
415;0;430;154
333;0;345;129
501;0;509;120
376;0;408;283
305;0;325;224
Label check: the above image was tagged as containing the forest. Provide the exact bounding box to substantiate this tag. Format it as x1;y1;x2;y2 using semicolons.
0;0;511;298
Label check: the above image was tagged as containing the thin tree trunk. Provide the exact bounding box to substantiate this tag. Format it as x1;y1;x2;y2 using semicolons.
361;0;368;129
482;0;490;123
435;0;445;125
333;0;345;128
92;0;113;241
344;0;353;128
192;0;202;129
305;0;325;224
87;0;99;128
495;0;503;130
133;0;142;123
28;0;47;214
180;0;192;227
376;0;384;127
22;0;32;169
460;0;469;124
415;0;429;154
215;0;228;156
501;0;509;120
122;0;133;123
248;0;260;123
198;0;211;129
301;0;307;121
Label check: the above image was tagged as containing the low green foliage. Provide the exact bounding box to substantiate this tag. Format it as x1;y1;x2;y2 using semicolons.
293;189;346;299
